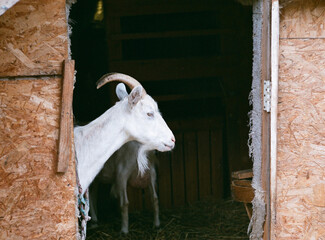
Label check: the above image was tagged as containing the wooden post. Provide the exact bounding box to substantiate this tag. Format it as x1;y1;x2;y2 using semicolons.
57;59;75;173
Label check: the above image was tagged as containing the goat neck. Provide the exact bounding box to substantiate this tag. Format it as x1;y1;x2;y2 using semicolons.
74;100;130;194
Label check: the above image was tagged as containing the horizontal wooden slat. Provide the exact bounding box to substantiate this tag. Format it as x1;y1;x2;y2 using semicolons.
105;0;240;17
167;117;223;132
154;92;220;102
232;169;253;180
109;29;235;40
109;57;237;81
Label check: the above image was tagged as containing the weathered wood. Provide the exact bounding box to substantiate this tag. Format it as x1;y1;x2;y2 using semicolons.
276;37;325;239
0;0;68;77
280;0;325;39
157;152;172;208
105;0;241;17
232;169;253;180
197;131;211;198
0;0;20;16
274;1;325;238
260;1;271;239
183;132;199;204
109;57;236;82
110;29;235;40
57;60;75;173
231;180;254;203
171;133;185;206
0;78;77;239
210;130;223;198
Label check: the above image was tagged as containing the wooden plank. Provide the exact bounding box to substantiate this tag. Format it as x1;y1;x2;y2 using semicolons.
0;0;68;77
210;129;223;199
0;78;77;239
110;29;235;40
279;0;325;39
168;117;223;132
260;1;271;239
154;92;220;102
197;131;211;199
231;180;254;203
106;17;123;60
108;57;236;82
276;37;325;239
0;0;20;16
183;132;198;204
157;152;172;208
57;60;75;173
232;169;253;180
105;0;240;17
171;133;185;207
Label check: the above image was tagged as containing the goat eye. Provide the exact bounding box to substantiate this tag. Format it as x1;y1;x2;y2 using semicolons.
147;112;154;117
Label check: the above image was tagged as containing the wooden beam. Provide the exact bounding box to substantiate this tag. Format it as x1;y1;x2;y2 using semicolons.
109;29;235;40
105;0;240;17
57;59;75;173
109;57;236;81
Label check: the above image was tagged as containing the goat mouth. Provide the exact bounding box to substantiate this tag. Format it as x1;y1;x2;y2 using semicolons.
163;143;174;150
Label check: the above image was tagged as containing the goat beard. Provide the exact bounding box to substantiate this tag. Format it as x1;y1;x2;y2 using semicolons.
137;146;149;176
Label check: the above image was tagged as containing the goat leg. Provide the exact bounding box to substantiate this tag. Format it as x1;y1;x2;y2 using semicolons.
149;167;160;228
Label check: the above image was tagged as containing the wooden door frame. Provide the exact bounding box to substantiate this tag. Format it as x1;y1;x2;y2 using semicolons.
260;0;271;239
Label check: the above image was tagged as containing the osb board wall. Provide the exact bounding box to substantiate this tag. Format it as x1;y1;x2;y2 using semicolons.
0;0;68;77
276;0;325;239
0;78;77;239
280;0;325;38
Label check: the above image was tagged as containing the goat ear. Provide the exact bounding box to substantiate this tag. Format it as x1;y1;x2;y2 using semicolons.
128;85;143;106
116;83;128;100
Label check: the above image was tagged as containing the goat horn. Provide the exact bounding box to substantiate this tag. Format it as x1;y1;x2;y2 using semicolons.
96;73;146;95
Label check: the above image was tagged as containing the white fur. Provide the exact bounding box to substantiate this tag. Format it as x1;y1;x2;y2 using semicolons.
89;141;160;234
74;83;175;194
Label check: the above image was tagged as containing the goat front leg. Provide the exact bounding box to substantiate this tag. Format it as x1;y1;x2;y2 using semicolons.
88;179;99;224
149;167;160;228
117;180;129;234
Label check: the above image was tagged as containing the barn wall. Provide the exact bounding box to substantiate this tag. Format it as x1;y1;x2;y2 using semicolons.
0;0;68;77
276;0;325;239
0;1;77;239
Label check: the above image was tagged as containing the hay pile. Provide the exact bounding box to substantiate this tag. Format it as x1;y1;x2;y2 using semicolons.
87;198;249;240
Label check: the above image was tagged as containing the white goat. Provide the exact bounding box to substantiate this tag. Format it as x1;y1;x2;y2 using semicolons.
89;141;160;234
74;73;175;195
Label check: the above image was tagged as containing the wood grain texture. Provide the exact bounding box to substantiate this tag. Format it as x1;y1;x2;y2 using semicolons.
0;0;68;77
183;132;199;204
280;0;325;39
57;60;75;173
170;133;185;206
157;152;172;209
276;36;325;239
0;78;77;239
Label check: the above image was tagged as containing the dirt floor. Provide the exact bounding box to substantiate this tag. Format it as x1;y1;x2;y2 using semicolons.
86;198;250;240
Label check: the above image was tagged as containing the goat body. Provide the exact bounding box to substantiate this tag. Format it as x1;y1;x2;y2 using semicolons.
90;141;160;233
74;73;175;194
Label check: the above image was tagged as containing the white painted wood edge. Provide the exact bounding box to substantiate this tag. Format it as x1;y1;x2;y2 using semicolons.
270;0;279;239
0;0;20;16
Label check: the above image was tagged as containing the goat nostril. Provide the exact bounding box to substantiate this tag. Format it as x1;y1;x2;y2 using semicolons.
171;137;175;143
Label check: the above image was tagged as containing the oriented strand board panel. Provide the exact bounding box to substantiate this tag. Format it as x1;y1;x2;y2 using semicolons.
0;0;68;77
277;38;325;239
280;0;325;39
0;78;77;239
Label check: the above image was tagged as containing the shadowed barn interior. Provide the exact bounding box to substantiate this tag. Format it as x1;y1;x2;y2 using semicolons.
70;0;253;239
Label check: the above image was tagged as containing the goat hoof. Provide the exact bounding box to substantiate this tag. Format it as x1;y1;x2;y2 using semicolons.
153;221;160;229
120;228;129;235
